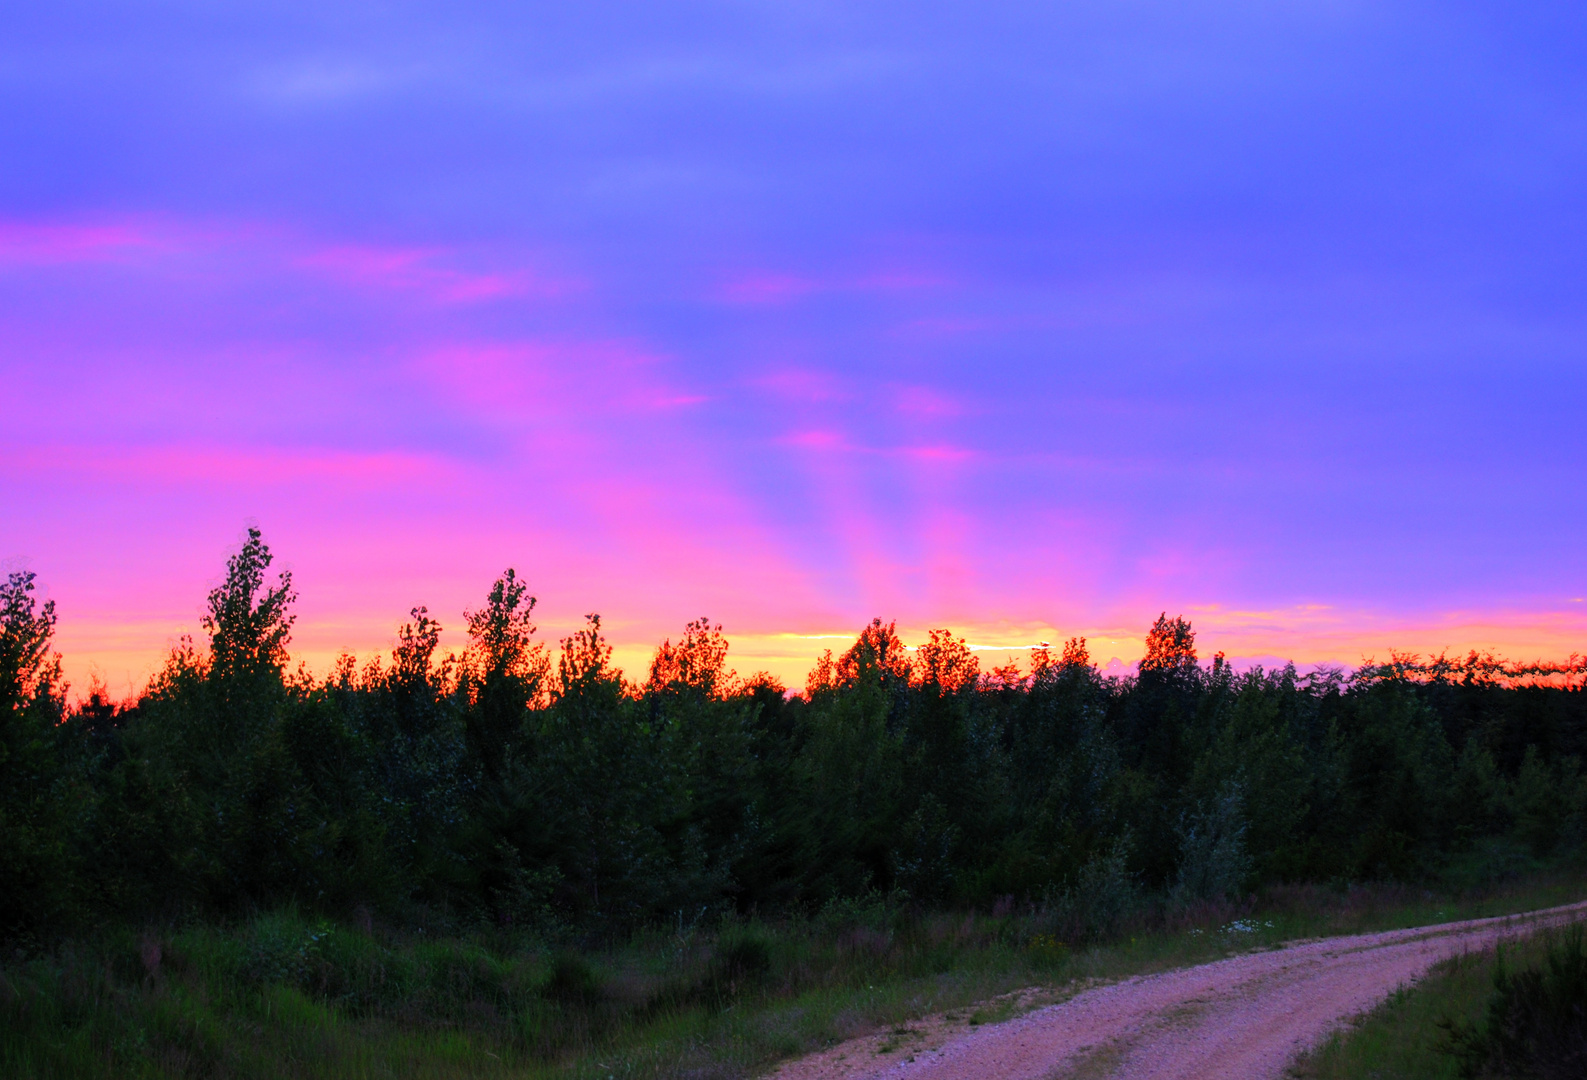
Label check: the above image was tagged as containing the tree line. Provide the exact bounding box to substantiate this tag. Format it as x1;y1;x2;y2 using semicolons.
3;528;1585;938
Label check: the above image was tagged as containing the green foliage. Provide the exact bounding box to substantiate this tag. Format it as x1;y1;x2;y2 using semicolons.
106;529;308;910
1444;927;1587;1079
6;875;1587;1080
1170;784;1251;904
1045;839;1143;941
1510;748;1587;859
202;528;295;685
460;570;546;784
7;534;1587;957
540;953;604;1006
0;570;73;932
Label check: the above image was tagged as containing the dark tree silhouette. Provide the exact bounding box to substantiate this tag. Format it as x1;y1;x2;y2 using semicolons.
646;616;731;698
5;531;1585;937
202;527;295;683
1140;613;1197;676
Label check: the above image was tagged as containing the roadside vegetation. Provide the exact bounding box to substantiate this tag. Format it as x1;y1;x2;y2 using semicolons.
2;528;1585;1076
1294;919;1587;1080
8;875;1586;1079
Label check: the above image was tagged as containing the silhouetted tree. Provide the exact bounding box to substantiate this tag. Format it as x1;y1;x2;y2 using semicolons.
646;616;731;698
1140;613;1197;678
204;528;294;681
0;570;73;931
462;569;547;781
8;536;1587;939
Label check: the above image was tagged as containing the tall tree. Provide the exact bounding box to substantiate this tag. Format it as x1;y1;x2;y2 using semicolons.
0;571;72;930
646;616;731;698
1140;614;1197;677
462;569;547;781
203;527;296;685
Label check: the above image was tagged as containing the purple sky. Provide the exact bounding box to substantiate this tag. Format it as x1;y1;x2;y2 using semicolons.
4;3;1585;694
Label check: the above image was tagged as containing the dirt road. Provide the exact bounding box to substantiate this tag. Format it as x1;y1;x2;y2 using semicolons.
768;900;1587;1080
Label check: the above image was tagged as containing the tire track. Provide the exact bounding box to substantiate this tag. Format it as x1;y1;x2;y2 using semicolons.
768;900;1587;1080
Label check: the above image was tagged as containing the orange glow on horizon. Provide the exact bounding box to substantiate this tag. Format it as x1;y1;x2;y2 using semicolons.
50;602;1587;705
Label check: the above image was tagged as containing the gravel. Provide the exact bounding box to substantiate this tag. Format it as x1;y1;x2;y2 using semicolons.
767;900;1587;1080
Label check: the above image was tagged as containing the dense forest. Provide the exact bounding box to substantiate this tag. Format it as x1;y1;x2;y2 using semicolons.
3;528;1585;941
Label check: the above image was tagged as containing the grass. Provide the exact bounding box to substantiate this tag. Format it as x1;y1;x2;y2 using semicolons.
1288;956;1491;1080
4;871;1586;1080
1289;929;1555;1080
1291;920;1587;1080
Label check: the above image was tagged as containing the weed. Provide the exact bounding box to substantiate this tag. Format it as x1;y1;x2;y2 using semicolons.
543;954;606;1006
2;873;1583;1079
1293;919;1587;1080
1441;927;1587;1079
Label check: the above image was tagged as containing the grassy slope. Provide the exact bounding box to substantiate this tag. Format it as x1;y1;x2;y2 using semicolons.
1288;922;1580;1080
1288;963;1480;1080
5;873;1586;1080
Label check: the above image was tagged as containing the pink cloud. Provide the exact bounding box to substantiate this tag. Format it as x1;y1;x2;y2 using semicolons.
719;273;819;304
781;429;851;452
7;443;456;488
855;269;949;291
718;264;947;306
642;393;709;409
0;221;164;264
891;315;999;339
0;215;579;309
757;368;849;403
416;340;700;423
897;443;975;464
894;385;963;418
416;343;560;410
297;243;569;304
774;429;973;464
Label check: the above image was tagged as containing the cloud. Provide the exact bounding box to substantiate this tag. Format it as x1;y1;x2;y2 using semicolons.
897;443;974;464
717;265;948;306
0;215;578;308
719;273;819;304
0;221;163;264
756;369;850;404
893;385;963;418
780;429;851;452
4;442;458;489
296;243;571;304
243;57;427;106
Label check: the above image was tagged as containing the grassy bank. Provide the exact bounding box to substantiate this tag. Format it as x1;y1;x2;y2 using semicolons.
1291;916;1587;1080
5;872;1586;1080
1289;953;1497;1080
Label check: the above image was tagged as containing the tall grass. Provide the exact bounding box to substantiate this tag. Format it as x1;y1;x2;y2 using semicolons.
1442;926;1587;1079
5;873;1585;1080
1293;915;1587;1079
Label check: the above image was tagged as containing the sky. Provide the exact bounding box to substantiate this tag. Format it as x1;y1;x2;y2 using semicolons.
3;1;1586;696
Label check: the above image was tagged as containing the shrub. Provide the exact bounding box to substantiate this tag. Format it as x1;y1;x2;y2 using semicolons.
1046;840;1141;942
697;930;774;1005
1444;926;1587;1080
713;932;773;982
541;953;604;1006
1171;784;1251;905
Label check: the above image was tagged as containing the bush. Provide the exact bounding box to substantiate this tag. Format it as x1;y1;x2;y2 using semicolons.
239;914;330;986
714;932;772;982
698;930;774;1005
1444;926;1587;1079
1046;841;1141;942
814;889;908;936
541;953;604;1006
1171;785;1251;905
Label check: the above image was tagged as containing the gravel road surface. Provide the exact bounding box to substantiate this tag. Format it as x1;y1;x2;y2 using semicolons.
768;900;1587;1080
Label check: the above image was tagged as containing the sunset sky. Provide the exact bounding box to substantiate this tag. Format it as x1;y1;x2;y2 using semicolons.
4;3;1585;696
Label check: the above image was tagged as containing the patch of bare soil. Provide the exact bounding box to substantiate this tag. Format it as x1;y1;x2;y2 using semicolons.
765;900;1587;1080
